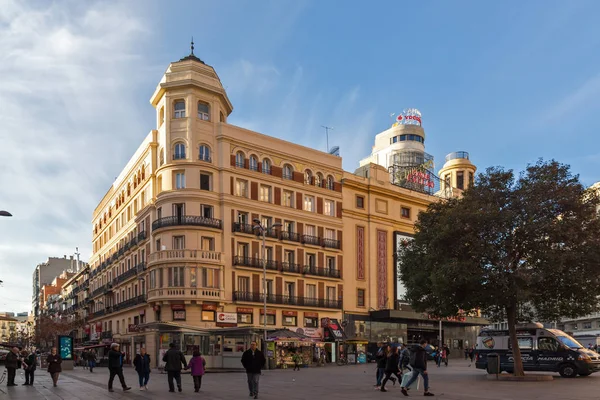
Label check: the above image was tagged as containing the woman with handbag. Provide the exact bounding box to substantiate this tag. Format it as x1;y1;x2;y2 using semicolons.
46;347;62;387
22;350;37;385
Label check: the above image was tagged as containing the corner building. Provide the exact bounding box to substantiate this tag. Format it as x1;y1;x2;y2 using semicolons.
88;50;344;368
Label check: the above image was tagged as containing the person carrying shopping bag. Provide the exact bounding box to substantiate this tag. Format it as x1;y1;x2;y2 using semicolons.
400;340;434;397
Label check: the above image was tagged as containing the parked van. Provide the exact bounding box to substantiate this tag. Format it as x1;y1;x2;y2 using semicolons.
475;323;600;378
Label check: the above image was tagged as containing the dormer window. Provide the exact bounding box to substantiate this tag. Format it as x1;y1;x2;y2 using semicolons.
174;143;186;160
198;102;210;121
174;100;186;118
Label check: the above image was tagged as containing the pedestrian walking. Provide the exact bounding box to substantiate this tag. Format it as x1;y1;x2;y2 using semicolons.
163;342;188;392
188;350;206;392
468;347;475;366
88;350;97;373
398;343;410;372
107;343;131;392
5;347;20;387
380;346;401;392
81;350;89;369
46;347;62;387
374;342;387;389
22;350;36;385
241;341;266;399
400;339;434;397
443;345;450;367
464;348;469;360
292;351;302;371
133;347;151;390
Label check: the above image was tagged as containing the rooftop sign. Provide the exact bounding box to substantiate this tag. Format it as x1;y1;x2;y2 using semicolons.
392;108;422;127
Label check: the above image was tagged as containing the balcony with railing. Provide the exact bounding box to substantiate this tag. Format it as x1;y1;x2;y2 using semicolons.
303;266;341;279
90;285;107;298
233;256;279;271
112;295;147;312
138;230;147;241
233;257;340;279
232;223;255;235
302;235;321;246
113;267;138;285
136;262;148;273
147;287;224;302
148;249;222;266
233;291;342;309
152;215;222;231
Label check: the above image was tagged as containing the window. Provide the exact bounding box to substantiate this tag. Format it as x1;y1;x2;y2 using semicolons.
306;253;316;268
456;171;465;190
175;172;186;189
283;164;293;180
199;145;211;162
238;312;253;324
249;156;258;171
304;170;313;185
201;267;220;288
238;212;249;226
201;311;215;321
174;100;185;118
174;143;186;159
284;250;295;265
237;243;249;258
236;152;245;168
159;149;165;166
200;173;211;191
201;204;213;219
197;101;210;120
168;267;185;287
508;337;533;350
285;281;295;297
325;228;335;240
324;200;335;216
261;216;272;229
469;172;474;186
259;314;276;325
584;322;592;329
238;276;250;293
401;207;411;218
282;315;297;326
315;173;323;187
326;175;334;190
357;289;365;307
190;267;197;287
326;256;336;272
572;323;579;330
283;190;294;208
173;236;185;250
305;316;318;328
236;179;248;197
304;195;315;212
326;286;336;301
305;225;316;236
538;337;560;352
262;159;271;175
356;196;365;209
201;237;214;251
260;185;272;203
306;284;316;299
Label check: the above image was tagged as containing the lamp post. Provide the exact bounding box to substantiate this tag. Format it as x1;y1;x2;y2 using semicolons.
0;210;12;217
252;219;282;367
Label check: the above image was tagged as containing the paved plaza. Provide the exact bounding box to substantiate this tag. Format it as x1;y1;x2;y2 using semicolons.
1;359;599;400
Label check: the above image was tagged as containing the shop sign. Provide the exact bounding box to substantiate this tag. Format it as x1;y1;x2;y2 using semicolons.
202;303;218;311
173;310;186;321
95;322;102;332
426;314;466;322
128;324;142;332
217;312;237;324
260;309;276;315
296;327;323;339
237;307;254;314
282;310;298;317
304;312;319;318
171;304;186;311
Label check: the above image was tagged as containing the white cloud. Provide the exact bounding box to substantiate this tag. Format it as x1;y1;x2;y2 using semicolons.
538;72;600;125
0;0;152;312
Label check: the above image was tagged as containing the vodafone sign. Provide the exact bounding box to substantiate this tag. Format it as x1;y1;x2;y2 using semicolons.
217;312;237;324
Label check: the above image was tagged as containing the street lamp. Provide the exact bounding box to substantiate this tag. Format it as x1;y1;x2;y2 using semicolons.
0;211;12;217
252;219;282;366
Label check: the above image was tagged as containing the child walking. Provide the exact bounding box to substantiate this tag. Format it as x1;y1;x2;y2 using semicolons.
189;351;206;392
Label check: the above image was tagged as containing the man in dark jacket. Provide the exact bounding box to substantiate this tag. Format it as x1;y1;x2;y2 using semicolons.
5;347;20;387
375;342;386;389
107;343;131;392
401;339;434;397
163;342;188;392
133;347;151;390
241;341;266;399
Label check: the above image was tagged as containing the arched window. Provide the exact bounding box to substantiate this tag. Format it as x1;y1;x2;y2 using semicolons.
283;164;293;180
262;158;271;175
199;145;211;162
174;143;186;160
315;173;324;187
304;169;313;185
159;149;165;166
236;151;245;168
249;155;258;171
198;101;210;121
174;100;186;118
326;175;335;190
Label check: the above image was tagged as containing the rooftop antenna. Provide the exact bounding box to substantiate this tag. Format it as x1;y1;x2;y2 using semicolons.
190;37;195;55
321;125;333;152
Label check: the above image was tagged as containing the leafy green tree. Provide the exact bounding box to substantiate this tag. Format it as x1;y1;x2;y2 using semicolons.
398;160;600;376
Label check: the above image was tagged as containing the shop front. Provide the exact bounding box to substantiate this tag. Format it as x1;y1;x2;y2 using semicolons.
321;318;347;364
346;340;368;364
267;329;316;369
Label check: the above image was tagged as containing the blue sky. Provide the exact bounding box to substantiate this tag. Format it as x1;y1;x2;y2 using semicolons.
1;0;600;311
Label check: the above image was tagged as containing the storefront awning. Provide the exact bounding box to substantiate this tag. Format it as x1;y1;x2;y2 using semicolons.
322;318;347;342
137;321;211;333
267;329;312;341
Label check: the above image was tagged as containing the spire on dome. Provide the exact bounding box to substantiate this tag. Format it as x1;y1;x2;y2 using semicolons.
179;36;204;64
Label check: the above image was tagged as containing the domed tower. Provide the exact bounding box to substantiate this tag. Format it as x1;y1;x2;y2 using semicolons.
438;151;477;196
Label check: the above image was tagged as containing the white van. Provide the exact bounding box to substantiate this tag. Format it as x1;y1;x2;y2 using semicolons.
475;323;600;378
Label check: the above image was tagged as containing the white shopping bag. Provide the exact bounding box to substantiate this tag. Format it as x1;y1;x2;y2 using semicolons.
401;370;421;390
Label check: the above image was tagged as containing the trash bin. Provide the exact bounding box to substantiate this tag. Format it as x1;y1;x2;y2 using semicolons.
486;353;500;374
